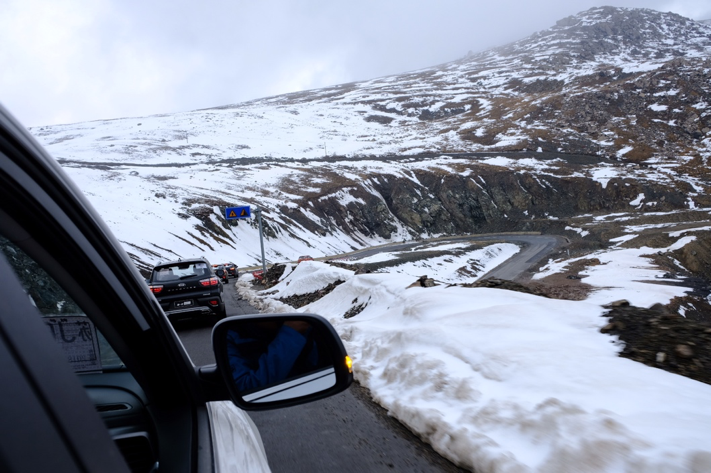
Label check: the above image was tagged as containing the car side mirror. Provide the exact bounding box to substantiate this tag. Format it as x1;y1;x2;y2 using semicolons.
212;313;353;410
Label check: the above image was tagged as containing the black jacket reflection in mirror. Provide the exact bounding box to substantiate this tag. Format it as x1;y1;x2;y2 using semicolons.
227;320;323;391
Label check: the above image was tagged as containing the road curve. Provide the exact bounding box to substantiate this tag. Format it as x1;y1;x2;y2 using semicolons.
476;234;565;281
338;233;566;282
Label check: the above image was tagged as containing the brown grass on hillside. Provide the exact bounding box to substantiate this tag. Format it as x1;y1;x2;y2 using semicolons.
623;144;656;162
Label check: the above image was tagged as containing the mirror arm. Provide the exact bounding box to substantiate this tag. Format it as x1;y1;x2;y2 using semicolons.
197;364;230;401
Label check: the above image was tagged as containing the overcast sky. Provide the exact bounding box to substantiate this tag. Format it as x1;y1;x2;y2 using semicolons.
1;0;710;127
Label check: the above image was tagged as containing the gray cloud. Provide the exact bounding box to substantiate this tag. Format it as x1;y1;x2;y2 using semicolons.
1;0;709;127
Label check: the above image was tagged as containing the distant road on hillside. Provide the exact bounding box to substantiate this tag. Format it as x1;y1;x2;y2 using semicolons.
476;234;566;281
57;150;609;169
338;234;567;282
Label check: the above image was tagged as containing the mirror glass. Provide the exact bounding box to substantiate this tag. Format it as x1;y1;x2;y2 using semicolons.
221;318;337;403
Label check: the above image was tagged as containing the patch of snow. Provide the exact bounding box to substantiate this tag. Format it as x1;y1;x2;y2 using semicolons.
629;193;645;206
617;146;634;157
565;226;589;237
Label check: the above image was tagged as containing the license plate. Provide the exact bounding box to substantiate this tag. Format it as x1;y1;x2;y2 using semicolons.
175;300;193;308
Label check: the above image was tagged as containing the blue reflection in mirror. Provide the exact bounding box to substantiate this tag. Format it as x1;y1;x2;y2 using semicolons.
225;319;336;402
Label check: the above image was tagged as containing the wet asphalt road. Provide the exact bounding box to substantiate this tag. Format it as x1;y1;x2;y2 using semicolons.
476;234;564;280
176;282;467;473
338;234;565;282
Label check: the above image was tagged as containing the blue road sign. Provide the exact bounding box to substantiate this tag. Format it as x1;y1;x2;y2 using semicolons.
225;206;251;220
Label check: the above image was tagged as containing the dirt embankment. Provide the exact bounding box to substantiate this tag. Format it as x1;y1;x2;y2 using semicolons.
601;301;711;385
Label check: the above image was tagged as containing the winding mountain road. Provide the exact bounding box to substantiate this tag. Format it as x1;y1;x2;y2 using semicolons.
475;234;566;280
342;233;566;282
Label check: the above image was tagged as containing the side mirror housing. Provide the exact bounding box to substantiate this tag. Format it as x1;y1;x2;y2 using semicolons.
212;313;353;410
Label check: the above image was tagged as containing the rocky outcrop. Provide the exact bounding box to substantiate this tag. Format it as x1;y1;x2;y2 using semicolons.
461;278;549;297
557;59;711;160
601;302;711;385
293;163;694;240
463;56;711;159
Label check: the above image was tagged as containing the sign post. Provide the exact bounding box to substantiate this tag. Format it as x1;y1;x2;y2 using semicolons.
225;204;267;278
225;206;251;220
253;207;267;276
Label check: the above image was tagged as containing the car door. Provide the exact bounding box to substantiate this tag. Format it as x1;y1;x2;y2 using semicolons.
0;104;219;472
0;250;130;473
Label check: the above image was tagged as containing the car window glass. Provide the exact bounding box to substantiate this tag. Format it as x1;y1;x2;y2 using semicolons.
0;234;123;372
154;261;207;279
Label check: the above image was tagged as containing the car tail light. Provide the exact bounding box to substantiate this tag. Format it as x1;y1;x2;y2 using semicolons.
208;299;219;306
149;285;163;294
199;277;219;287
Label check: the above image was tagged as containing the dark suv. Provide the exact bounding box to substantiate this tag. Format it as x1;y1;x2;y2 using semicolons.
148;258;227;321
213;264;229;284
224;262;238;278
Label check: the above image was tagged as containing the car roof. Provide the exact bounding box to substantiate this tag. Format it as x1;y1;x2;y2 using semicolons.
155;257;210;268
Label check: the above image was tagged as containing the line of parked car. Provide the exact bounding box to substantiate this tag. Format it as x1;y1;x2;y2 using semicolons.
146;258;239;323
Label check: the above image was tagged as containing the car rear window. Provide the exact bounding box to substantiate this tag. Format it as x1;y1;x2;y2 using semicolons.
153;262;209;281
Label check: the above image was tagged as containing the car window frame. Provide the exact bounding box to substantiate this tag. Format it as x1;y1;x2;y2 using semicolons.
0;105;218;472
0;250;130;473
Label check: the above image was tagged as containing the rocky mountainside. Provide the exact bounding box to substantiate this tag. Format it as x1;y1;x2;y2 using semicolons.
29;7;711;308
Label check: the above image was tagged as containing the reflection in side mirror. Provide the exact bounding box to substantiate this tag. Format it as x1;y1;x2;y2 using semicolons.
225;318;332;396
243;367;335;403
212;313;353;410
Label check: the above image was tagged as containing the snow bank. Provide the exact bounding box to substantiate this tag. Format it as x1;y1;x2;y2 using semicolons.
267;261;354;298
534;239;694;307
240;259;711;472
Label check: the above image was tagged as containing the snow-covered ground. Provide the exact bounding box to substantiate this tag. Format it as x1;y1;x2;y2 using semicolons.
533;235;696;308
236;243;711;473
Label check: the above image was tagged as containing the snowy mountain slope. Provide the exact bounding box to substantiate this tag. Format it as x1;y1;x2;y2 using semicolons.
48;149;711;277
33;7;711;162
26;7;711;281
